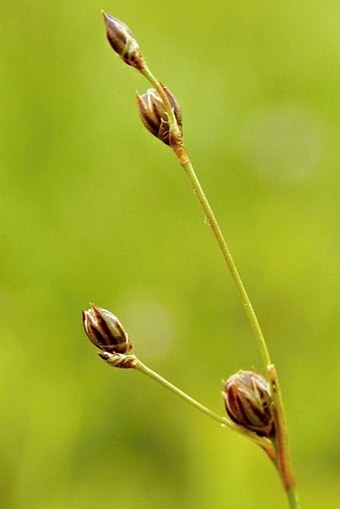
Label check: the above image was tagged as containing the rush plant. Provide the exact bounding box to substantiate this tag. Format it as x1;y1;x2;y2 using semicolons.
83;12;300;508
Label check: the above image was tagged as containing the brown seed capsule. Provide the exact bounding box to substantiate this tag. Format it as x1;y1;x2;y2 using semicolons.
223;370;275;438
82;305;132;354
102;11;145;70
136;85;182;146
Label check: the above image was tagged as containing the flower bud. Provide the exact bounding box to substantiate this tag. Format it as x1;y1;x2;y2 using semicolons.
223;370;274;437
136;85;182;146
82;305;132;354
102;12;145;70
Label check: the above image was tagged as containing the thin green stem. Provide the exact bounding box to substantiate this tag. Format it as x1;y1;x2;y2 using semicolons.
268;365;297;495
179;157;300;503
134;357;276;458
140;66;177;125
286;487;300;509
136;57;298;505
181;158;271;368
141;65;272;368
135;358;230;427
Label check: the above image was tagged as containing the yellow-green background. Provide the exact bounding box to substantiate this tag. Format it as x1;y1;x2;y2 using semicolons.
1;1;339;508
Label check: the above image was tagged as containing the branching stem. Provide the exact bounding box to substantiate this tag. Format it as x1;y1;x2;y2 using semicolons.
100;21;301;505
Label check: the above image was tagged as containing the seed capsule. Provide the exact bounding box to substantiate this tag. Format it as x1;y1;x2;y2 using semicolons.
223;370;275;437
102;12;145;70
82;305;132;354
136;85;182;146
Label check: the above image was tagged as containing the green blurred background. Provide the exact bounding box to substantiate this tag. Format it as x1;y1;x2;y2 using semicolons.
1;1;339;507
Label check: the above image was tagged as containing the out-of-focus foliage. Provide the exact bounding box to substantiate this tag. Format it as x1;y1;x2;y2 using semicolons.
1;1;339;508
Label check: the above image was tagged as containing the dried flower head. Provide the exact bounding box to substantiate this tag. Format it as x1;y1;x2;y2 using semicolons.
223;370;275;438
137;85;182;146
82;304;132;355
102;11;145;70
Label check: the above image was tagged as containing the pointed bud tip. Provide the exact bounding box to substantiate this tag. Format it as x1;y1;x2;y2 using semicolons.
101;11;145;70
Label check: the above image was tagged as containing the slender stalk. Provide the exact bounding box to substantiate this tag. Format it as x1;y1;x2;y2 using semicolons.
286;487;300;509
141;64;271;369
178;152;299;506
138;64;300;502
106;37;300;505
140;67;177;126
134;357;276;459
268;365;297;495
181;158;272;368
135;358;231;427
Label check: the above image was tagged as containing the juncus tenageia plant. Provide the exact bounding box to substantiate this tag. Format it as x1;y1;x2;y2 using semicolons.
82;12;300;508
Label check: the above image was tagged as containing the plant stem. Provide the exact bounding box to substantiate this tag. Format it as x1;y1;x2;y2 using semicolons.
140;67;177;126
286;487;300;509
141;64;271;369
135;358;230;426
182;158;272;368
178;156;299;505
134;357;276;458
138;61;298;506
268;366;298;498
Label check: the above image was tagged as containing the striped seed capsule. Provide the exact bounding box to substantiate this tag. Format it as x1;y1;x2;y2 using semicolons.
137;85;182;146
223;370;275;438
102;12;145;70
82;305;132;355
